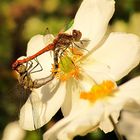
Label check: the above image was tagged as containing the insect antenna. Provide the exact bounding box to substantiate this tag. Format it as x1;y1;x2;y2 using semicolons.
43;27;50;35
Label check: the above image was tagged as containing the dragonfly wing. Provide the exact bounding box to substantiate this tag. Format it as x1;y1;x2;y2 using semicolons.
19;79;62;130
19;93;37;130
74;39;90;49
29;92;42;129
19;90;43;130
43;34;54;45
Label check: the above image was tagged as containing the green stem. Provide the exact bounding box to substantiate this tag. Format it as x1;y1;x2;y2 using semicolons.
109;115;124;140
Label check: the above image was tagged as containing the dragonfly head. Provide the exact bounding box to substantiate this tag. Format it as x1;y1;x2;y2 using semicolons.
72;30;82;41
16;64;27;74
12;61;26;74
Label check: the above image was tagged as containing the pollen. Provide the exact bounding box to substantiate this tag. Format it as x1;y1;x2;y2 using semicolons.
59;65;80;81
80;80;116;102
51;55;80;82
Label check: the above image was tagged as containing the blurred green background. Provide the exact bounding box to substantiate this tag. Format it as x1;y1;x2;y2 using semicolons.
0;0;140;140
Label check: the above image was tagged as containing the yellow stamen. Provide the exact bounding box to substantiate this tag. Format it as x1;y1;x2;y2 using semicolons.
60;65;80;81
51;55;80;82
51;47;84;81
80;80;116;102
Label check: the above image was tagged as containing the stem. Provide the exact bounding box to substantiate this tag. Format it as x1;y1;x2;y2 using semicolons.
109;115;124;140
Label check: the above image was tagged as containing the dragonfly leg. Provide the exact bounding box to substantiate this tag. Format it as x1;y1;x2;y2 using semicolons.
28;57;43;74
20;61;32;80
59;47;68;58
26;60;32;70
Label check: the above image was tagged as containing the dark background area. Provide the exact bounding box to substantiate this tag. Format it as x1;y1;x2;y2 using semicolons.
0;0;140;139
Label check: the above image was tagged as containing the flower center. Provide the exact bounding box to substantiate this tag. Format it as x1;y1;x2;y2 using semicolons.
51;52;81;81
80;80;116;102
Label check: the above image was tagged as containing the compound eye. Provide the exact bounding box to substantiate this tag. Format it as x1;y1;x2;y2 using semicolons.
72;30;82;41
17;65;26;73
72;30;77;36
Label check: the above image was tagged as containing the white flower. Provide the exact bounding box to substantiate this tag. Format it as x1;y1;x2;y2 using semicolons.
44;77;140;140
19;0;140;132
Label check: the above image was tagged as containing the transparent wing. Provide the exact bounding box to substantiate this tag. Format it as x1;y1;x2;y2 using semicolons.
29;92;41;129
19;78;60;130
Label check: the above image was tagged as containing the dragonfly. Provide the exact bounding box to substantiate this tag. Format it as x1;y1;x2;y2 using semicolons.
12;29;82;71
12;29;89;89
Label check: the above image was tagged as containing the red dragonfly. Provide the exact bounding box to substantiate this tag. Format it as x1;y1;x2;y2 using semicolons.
13;30;88;89
12;29;82;71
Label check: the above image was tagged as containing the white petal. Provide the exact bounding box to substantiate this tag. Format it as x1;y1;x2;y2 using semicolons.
99;110;120;133
44;111;82;140
61;74;95;117
123;102;140;112
80;58;114;83
93;32;140;81
117;76;140;106
99;76;140;133
73;0;115;51
44;102;104;140
61;79;79;117
19;81;66;130
104;76;140;114
26;34;54;79
118;111;140;140
27;34;54;56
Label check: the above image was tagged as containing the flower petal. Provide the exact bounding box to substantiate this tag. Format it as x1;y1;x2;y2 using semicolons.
27;34;54;56
44;111;82;140
44;102;104;140
19;81;66;130
73;0;115;51
116;76;140;105
61;73;95;117
93;32;140;81
80;57;114;83
99;110;120;133
61;79;80;117
26;34;54;79
99;76;140;133
118;111;140;140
